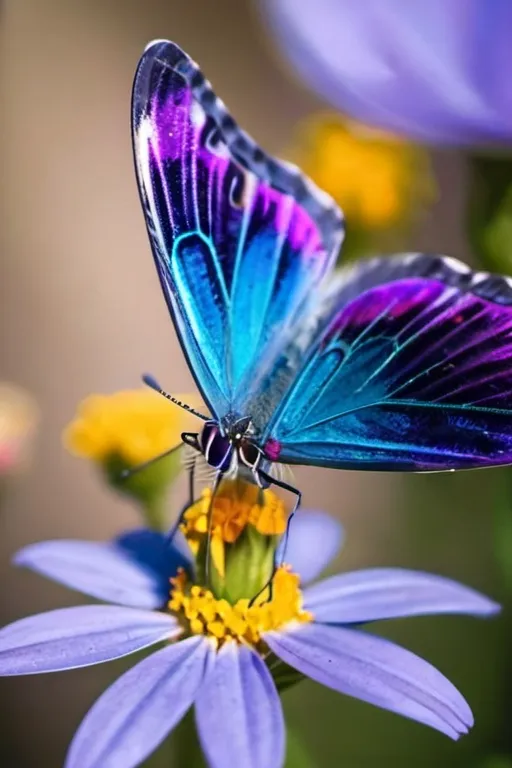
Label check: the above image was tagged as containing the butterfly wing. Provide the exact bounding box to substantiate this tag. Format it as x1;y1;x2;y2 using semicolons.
132;40;344;419
268;254;512;471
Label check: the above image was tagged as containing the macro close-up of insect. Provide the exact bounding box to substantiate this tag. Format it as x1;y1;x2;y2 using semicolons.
2;4;512;767
132;41;512;520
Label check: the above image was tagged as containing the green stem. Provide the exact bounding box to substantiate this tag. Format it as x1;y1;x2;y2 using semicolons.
141;494;167;532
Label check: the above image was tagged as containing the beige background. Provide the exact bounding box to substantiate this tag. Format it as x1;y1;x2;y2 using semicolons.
0;2;502;767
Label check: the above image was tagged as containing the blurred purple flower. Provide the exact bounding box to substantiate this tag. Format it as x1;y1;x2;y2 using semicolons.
0;514;499;768
263;0;512;145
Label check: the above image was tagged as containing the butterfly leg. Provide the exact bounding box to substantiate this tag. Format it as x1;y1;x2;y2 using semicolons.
258;470;302;565
165;433;201;546
249;470;302;605
204;471;223;588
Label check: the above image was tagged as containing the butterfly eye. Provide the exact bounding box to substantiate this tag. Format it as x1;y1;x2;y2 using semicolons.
240;441;261;470
200;423;233;472
208;434;233;472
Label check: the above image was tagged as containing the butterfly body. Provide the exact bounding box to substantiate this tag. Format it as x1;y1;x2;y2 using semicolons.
132;40;512;498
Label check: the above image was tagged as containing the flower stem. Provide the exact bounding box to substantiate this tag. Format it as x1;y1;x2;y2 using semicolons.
141;495;167;533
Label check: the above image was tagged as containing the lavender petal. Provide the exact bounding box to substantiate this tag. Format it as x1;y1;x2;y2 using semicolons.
195;642;285;768
0;606;180;675
66;636;211;768
277;509;344;584
303;568;500;624
15;539;167;608
265;623;473;739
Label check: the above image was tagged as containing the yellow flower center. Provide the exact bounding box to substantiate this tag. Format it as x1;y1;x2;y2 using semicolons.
169;566;312;647
181;481;287;578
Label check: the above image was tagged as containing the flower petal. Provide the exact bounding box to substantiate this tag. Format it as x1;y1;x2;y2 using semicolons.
263;0;512;145
303;568;501;624
265;623;472;739
65;636;210;768
15;539;169;609
195;642;285;768
0;606;179;675
276;510;344;585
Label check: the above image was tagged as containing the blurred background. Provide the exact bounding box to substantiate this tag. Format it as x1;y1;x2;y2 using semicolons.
0;1;510;766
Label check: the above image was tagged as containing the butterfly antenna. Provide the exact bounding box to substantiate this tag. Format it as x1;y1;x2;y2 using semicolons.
142;374;209;421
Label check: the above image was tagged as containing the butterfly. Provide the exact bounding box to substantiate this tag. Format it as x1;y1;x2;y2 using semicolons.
131;39;512;513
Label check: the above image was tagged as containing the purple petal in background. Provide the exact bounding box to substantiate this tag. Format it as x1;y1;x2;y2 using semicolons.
265;623;473;739
0;606;180;675
303;568;500;624
262;0;512;145
66;636;210;768
277;510;344;585
15;540;167;609
195;642;285;768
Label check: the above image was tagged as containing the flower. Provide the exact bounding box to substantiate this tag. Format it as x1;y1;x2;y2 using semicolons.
181;480;288;600
288;113;434;231
262;0;512;145
63;389;203;527
0;383;38;477
64;388;201;467
0;489;499;768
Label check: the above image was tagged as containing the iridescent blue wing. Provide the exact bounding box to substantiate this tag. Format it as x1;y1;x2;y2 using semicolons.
132;40;343;419
268;254;512;471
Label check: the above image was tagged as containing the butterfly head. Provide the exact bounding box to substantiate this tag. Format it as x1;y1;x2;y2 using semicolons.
197;416;262;474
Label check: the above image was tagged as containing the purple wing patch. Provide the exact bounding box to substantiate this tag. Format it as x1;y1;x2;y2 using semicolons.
271;276;512;470
132;40;344;419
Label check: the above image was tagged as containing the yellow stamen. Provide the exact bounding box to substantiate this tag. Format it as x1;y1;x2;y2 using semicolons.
169;566;313;648
180;481;288;578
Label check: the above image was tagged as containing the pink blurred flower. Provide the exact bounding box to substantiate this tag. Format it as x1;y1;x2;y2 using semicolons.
0;383;38;477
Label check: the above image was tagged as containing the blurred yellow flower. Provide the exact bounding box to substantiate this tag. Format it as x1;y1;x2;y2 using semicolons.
289;113;434;229
64;389;202;467
0;383;38;476
63;388;206;529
